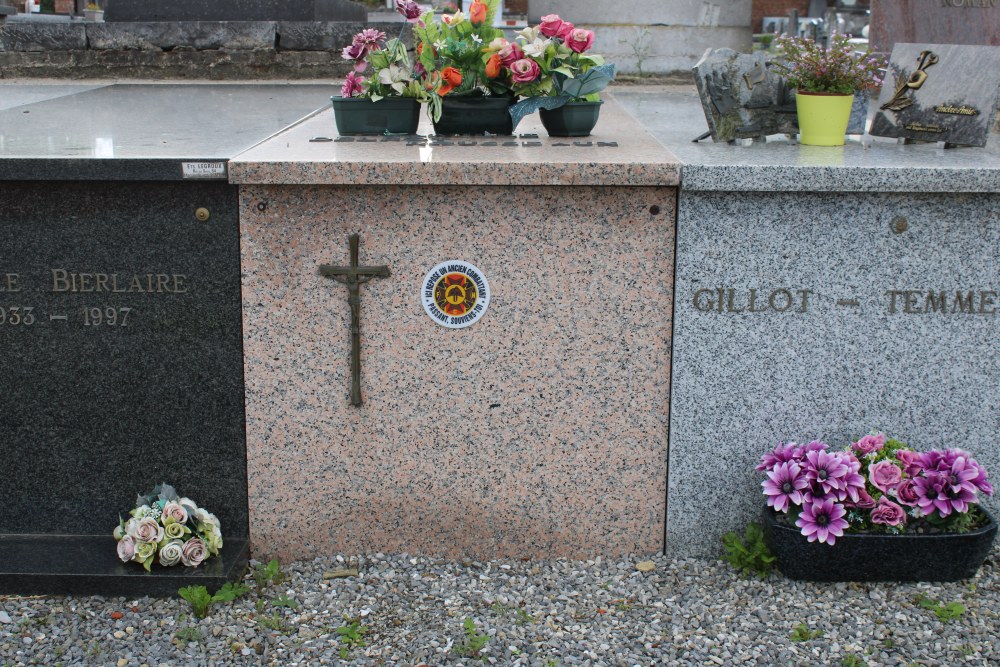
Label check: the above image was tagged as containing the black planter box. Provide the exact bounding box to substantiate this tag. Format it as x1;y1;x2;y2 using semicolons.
331;96;421;136
540;101;603;137
432;95;513;136
762;507;998;582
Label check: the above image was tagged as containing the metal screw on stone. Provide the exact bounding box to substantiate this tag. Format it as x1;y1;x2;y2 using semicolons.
649;205;661;215
891;216;909;234
195;207;210;222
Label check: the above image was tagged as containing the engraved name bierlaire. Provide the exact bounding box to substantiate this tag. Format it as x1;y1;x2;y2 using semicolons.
693;287;998;315
0;268;189;328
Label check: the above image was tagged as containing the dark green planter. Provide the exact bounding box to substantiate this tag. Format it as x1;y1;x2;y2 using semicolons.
762;507;998;582
330;96;420;136
433;95;513;136
539;101;604;137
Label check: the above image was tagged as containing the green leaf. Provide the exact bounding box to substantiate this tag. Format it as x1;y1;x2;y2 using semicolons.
178;585;213;619
211;582;250;603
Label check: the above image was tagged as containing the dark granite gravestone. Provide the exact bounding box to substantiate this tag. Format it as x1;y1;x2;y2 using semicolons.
104;0;367;22
870;43;1000;147
870;0;1000;53
0;83;330;596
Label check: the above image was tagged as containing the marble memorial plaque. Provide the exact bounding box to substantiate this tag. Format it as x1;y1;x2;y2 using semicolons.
693;48;797;142
870;43;1000;147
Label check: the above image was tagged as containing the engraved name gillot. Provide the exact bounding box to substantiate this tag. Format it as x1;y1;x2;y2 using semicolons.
49;269;188;293
693;288;814;313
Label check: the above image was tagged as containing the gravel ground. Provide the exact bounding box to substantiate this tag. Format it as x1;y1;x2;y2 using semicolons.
2;547;999;667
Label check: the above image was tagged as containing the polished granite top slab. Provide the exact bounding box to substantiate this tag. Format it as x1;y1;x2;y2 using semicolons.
0;83;106;111
614;86;1000;193
0;83;332;180
228;95;681;187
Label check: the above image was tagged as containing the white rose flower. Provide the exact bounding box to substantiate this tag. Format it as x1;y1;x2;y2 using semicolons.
158;540;184;567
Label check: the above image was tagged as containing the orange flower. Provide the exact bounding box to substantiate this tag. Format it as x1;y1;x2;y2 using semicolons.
439;66;463;95
469;0;487;25
485;53;502;79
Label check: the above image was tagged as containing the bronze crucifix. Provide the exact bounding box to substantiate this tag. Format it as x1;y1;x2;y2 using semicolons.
319;234;390;406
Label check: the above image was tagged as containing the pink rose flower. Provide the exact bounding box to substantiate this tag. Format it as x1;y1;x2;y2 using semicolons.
869;460;903;493
133;517;164;544
556;21;575;40
870;496;907;527
538;14;568;38
565;28;595;53
895;449;922;476
161;501;188;525
852;433;885;456
498;42;524;67
181;537;208;567
845;487;876;509
510;58;541;83
895;479;919;506
117;535;136;563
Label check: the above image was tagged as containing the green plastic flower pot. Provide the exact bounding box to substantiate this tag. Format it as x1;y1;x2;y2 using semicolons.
330;96;420;136
539;101;604;137
432;95;514;136
795;91;854;146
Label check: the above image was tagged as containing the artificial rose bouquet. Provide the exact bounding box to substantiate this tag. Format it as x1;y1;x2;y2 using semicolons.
504;13;616;128
759;434;992;546
412;0;512;120
113;483;223;571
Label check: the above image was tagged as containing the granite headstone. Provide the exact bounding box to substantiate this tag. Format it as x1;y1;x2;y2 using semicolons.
870;43;1000;147
0;83;330;595
104;0;367;22
870;0;1000;53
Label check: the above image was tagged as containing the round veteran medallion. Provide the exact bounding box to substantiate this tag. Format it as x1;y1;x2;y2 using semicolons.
421;260;490;329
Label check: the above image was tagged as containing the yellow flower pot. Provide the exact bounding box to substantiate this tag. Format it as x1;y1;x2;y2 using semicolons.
795;91;854;146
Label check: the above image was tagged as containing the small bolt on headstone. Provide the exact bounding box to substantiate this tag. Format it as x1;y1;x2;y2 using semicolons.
257;201;268;212
195;207;210;222
649;205;661;215
891;216;909;234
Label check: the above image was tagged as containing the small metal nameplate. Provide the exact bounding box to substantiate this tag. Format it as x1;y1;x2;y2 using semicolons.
181;162;227;179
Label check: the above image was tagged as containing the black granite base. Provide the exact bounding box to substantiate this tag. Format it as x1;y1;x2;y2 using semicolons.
762;508;998;582
0;534;249;597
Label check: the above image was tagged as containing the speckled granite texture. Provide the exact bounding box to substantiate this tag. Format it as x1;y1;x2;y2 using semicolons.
240;185;674;560
668;190;1000;558
228;96;681;187
614;87;1000;193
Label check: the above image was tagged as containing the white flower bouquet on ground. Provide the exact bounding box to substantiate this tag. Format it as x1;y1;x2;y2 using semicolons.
113;483;223;571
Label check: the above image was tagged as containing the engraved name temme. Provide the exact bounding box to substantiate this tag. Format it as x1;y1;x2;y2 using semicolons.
940;0;998;7
50;269;188;293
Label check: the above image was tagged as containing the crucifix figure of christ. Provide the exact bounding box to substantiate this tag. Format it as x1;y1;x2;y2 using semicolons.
319;234;390;407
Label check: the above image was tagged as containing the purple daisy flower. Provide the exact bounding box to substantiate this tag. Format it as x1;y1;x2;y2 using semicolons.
796;498;848;545
804;449;849;495
763;461;809;513
756;442;800;472
914;472;958;516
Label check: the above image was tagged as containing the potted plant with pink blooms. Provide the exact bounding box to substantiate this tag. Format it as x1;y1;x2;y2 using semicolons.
501;13;616;136
332;1;430;136
758;433;996;582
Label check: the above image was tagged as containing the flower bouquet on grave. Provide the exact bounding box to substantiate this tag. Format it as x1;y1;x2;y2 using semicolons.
770;33;885;146
504;14;617;136
334;1;431;135
758;434;997;581
113;483;223;572
411;0;516;135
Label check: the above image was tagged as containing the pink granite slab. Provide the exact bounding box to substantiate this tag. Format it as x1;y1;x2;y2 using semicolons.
229;94;680;187
241;184;675;560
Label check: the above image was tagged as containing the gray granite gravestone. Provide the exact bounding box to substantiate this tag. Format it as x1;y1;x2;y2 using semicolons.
0;83;329;596
103;0;367;22
870;0;1000;53
613;87;1000;559
870;43;1000;148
